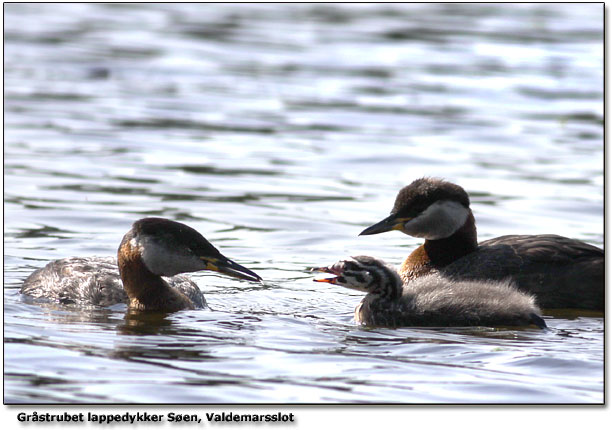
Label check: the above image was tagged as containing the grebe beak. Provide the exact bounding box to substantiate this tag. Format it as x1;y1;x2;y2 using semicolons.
312;277;336;284
359;213;409;236
310;266;333;274
310;265;341;284
201;254;262;283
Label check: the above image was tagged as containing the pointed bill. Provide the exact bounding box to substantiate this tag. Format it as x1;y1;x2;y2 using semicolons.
201;254;262;283
359;213;407;236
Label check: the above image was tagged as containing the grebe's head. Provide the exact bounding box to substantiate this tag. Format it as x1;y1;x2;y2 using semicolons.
312;255;401;297
359;177;471;240
120;217;261;282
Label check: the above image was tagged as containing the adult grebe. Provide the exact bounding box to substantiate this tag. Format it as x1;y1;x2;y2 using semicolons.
314;256;546;328
21;217;262;312
359;178;604;310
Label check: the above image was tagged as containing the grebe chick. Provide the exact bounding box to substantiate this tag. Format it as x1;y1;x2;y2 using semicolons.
314;256;546;328
359;178;604;311
21;218;262;312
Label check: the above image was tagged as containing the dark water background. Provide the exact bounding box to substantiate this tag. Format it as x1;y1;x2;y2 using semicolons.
3;3;603;404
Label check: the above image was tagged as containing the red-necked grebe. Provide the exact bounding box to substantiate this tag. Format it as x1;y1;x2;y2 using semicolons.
21;217;262;312
314;255;546;328
359;178;604;310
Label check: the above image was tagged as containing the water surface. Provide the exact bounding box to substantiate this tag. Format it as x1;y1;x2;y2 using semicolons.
3;3;603;404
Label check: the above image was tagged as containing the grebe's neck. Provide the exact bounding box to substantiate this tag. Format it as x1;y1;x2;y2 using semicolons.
400;211;478;281
367;266;403;301
118;238;194;312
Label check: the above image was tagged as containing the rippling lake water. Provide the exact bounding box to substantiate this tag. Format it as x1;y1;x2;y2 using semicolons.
3;3;603;406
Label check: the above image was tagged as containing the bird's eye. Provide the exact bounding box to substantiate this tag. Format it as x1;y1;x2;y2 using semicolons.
351;273;365;284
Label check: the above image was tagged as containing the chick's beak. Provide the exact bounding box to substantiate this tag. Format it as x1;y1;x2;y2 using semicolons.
310;265;340;284
310;266;333;274
313;277;336;284
201;254;262;283
359;213;408;236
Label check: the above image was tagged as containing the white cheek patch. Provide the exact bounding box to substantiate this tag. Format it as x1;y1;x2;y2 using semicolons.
403;200;469;240
341;264;373;293
136;236;207;276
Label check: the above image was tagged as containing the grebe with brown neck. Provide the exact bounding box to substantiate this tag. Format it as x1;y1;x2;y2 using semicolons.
359;178;603;311
21;218;262;312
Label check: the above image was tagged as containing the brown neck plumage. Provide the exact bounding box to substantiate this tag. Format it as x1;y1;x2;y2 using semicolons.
117;240;194;312
400;211;478;281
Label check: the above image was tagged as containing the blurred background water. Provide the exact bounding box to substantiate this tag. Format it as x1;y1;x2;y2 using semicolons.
3;3;603;404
